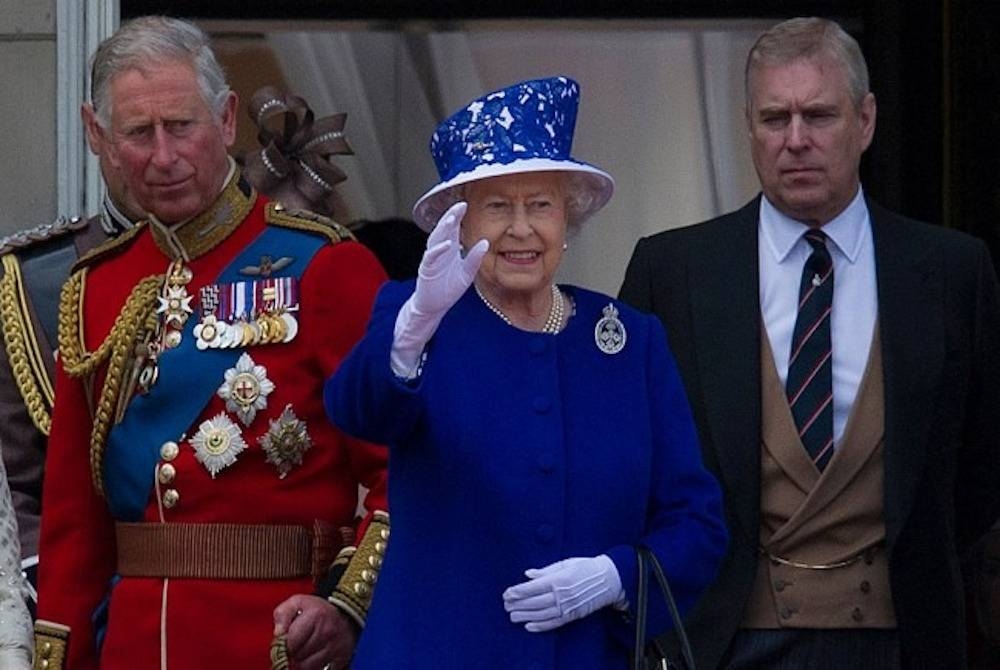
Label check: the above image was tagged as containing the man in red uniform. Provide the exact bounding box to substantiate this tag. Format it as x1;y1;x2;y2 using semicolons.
34;16;388;669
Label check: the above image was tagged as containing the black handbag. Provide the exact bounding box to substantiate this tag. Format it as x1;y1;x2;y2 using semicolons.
633;546;697;670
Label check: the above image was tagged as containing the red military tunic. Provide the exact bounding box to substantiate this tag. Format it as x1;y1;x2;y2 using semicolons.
37;173;388;669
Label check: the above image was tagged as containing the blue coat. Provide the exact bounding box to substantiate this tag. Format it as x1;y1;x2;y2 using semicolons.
325;282;727;669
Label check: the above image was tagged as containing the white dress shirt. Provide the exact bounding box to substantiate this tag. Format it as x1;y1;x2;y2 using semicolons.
758;187;878;447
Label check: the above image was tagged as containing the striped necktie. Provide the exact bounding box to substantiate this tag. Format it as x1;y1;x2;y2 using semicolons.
786;229;834;471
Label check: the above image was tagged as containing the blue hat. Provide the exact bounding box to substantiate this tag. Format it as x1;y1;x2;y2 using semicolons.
412;76;614;231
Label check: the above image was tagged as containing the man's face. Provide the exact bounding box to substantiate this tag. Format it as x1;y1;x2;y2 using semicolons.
81;102;144;221
747;56;876;226
106;59;236;224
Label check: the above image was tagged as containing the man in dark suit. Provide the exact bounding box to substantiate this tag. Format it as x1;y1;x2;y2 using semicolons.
620;16;1000;669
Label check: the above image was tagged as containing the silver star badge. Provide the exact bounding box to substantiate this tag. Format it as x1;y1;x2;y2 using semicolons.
191;413;248;478
258;404;313;478
217;352;276;425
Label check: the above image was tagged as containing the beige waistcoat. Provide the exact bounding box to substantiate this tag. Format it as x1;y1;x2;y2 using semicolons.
741;329;897;629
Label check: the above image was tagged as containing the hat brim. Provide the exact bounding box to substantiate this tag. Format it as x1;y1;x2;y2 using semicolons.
412;157;614;232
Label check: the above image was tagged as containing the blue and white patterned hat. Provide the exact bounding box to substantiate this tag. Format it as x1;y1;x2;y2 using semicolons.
412;76;614;231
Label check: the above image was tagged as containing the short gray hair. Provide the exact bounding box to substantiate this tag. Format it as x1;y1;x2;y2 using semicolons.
745;17;870;110
90;15;230;129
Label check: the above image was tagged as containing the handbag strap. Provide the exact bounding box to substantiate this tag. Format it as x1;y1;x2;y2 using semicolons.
634;546;697;670
633;548;650;670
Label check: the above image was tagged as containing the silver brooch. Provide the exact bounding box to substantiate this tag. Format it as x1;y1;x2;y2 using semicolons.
258;404;313;478
594;303;627;355
191;413;248;478
217;352;276;426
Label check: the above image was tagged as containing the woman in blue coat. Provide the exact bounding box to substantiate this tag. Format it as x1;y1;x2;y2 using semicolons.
325;76;727;669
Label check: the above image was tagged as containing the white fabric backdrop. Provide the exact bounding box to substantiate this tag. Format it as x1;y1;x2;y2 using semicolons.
268;21;769;295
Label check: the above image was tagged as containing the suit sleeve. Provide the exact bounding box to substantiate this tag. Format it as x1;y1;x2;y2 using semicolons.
323;280;426;448
955;242;1000;549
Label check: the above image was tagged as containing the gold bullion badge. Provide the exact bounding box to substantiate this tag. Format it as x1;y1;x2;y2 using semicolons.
217;352;275;426
191;413;248;478
258;404;313;478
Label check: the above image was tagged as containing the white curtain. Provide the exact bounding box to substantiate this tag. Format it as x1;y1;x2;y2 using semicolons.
268;20;769;295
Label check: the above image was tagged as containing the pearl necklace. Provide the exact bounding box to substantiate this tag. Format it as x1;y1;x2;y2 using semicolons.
475;284;564;334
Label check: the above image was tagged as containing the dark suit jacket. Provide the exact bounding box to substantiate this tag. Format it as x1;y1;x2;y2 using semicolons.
619;196;1000;669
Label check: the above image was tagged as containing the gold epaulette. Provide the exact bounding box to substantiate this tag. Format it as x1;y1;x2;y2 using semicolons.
264;202;355;244
70;221;147;274
327;510;389;627
0;216;88;256
34;619;70;670
0;254;55;434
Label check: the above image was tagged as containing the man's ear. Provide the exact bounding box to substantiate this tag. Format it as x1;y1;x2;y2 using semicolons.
219;90;239;147
858;92;877;152
81;102;105;156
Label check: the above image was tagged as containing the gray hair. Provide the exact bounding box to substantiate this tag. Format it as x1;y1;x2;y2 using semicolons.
90;15;230;129
745;17;870;110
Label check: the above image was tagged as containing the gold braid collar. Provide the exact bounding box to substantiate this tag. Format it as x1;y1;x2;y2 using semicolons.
0;254;55;434
57;268;163;494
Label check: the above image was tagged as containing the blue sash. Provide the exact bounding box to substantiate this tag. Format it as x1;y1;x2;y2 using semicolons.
103;226;328;520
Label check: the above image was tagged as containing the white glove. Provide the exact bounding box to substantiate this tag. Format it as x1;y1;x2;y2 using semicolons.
502;555;625;633
390;201;489;378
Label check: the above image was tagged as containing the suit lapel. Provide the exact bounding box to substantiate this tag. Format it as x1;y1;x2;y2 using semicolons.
690;199;763;538
870;202;944;547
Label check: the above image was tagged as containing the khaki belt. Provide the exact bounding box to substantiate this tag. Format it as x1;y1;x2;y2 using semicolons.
116;521;345;580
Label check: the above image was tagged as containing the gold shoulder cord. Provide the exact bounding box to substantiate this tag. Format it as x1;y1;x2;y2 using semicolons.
0;254;56;435
57;268;163;494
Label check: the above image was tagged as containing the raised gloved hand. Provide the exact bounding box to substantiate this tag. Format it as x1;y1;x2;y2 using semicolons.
390;201;488;378
502;555;625;633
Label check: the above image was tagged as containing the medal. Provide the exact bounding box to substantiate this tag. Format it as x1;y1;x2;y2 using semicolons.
194;314;228;350
594;303;627;355
154;260;194;349
217;352;275;426
258;404;313;478
191;413;248;478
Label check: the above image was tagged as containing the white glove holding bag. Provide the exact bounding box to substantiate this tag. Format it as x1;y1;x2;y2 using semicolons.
502;555;626;632
390;201;489;378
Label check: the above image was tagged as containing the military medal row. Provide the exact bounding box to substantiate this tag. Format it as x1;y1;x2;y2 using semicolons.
193;310;299;350
192;276;301;350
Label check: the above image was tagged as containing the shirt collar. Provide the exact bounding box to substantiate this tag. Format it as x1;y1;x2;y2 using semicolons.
759;187;869;264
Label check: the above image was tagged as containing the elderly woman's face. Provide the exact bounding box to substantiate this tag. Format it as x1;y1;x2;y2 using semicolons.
461;171;568;299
